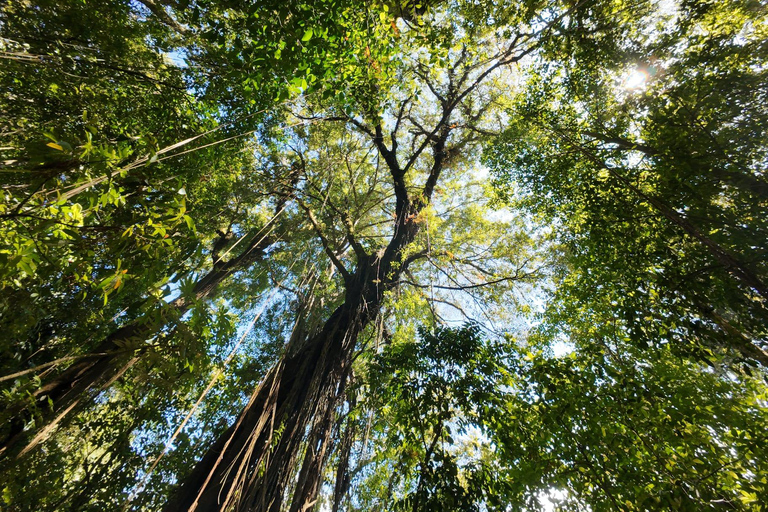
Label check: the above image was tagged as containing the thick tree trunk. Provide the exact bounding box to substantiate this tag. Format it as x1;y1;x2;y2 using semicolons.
331;398;356;512
288;369;344;512
163;301;364;512
162;67;459;510
166;214;420;512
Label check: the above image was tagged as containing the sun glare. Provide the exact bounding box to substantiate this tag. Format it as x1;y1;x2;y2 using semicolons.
623;68;648;90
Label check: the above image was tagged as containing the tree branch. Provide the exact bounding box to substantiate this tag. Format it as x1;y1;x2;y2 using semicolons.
135;0;189;35
297;199;351;282
400;275;521;291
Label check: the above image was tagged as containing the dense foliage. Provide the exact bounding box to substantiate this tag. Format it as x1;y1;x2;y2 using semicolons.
1;1;766;511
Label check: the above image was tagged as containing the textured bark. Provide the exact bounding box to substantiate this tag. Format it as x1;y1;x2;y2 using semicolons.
331;399;356;512
163;310;355;512
288;362;346;512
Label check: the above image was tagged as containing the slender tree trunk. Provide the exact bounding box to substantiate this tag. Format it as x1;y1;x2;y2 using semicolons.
562;137;768;366
0;229;278;461
569;137;768;301
607;166;768;300
135;0;189;35
694;301;768;366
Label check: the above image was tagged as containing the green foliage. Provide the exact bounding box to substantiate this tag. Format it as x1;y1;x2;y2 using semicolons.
1;0;768;511
484;0;768;365
352;324;501;512
496;291;768;511
348;324;768;511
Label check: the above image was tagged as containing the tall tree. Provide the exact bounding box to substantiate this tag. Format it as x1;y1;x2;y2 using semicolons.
0;0;394;462
485;0;768;367
163;16;544;508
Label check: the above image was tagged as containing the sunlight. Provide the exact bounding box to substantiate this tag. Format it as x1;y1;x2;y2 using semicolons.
623;68;649;90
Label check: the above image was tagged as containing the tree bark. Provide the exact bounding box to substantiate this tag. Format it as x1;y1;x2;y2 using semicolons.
164;301;360;512
288;374;344;512
331;399;356;512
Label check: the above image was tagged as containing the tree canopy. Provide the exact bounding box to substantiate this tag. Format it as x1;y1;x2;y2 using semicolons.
1;1;767;511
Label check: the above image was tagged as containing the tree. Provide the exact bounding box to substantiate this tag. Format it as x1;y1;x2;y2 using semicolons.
163;12;549;507
485;0;768;367
342;321;768;511
0;0;394;461
1;0;225;455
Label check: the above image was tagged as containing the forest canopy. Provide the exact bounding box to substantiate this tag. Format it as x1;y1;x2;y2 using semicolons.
1;0;767;511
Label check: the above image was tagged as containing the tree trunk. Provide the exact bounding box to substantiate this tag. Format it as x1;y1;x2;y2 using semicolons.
331;398;356;512
288;376;345;512
608;166;768;301
163;301;362;512
0;229;278;461
581;130;768;201
694;301;768;367
165;213;421;512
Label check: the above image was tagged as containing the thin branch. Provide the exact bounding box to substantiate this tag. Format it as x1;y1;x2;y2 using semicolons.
339;209;367;260
135;0;189;35
391;96;413;150
414;64;446;107
400;275;521;291
297;199;351;282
